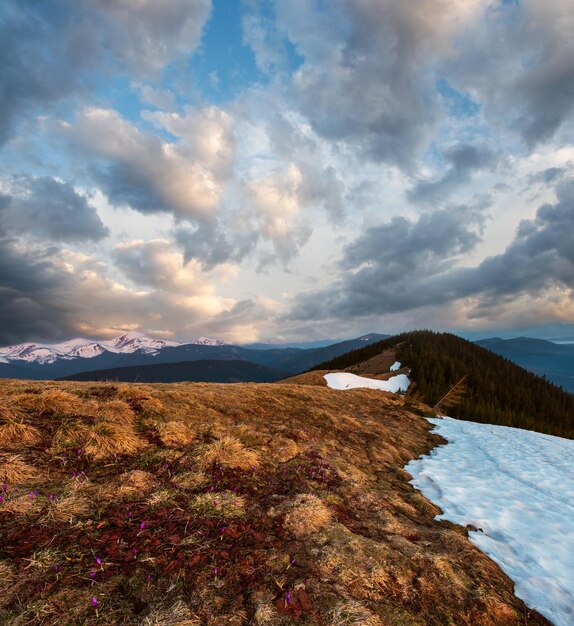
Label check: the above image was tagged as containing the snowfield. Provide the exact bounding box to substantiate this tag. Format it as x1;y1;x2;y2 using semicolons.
390;361;401;371
406;417;574;626
324;372;410;393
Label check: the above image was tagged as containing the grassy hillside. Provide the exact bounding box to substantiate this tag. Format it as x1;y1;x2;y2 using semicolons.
312;330;574;439
0;379;550;626
61;359;288;384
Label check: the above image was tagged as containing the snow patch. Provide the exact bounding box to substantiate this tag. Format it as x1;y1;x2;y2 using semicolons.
324;372;410;393
406;417;574;626
390;361;401;371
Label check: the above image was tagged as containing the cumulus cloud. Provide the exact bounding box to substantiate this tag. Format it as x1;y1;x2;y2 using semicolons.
112;239;238;296
0;176;108;242
446;0;574;146
277;0;483;168
0;0;211;146
407;144;497;205
289;178;574;326
248;163;312;263
0;236;249;345
59;106;233;221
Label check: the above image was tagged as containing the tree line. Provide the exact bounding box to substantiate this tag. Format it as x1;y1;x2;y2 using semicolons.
312;330;574;439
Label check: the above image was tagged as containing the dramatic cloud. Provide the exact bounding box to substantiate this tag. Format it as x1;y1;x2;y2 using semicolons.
277;0;483;168
0;176;108;242
0;0;211;146
1;0;573;344
59;107;232;221
446;0;574;146
289;177;574;327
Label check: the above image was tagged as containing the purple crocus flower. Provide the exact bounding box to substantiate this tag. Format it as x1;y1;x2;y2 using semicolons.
95;557;102;568
49;494;54;502
139;521;145;531
54;564;59;573
2;483;7;492
0;495;3;504
91;597;98;608
90;570;97;579
214;567;218;576
286;591;292;605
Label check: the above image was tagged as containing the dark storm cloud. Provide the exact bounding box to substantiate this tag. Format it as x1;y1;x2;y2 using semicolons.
288;178;574;321
0;238;73;344
0;176;108;242
407;144;497;205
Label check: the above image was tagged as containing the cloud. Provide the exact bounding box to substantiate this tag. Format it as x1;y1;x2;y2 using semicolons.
112;239;238;296
248;163;312;263
445;0;574;147
288;178;574;326
407;143;497;204
0;0;212;146
0;236;246;345
276;0;483;168
88;0;212;76
0;176;108;242
59;106;233;221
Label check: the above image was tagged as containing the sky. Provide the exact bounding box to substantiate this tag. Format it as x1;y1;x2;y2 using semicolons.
1;0;573;345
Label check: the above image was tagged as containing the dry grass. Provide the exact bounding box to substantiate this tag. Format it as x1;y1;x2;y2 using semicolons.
84;418;145;459
0;379;549;626
142;600;201;626
33;390;82;415
189;491;246;518
157;420;195;447
43;494;91;523
0;455;38;484
0;421;42;450
284;493;333;537
96;400;135;424
172;469;207;490
329;600;385;626
197;436;259;470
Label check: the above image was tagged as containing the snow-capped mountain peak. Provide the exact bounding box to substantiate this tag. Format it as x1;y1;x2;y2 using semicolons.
193;337;227;346
0;332;228;365
0;333;180;364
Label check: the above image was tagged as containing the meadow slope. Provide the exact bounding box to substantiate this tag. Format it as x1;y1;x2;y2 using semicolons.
0;378;551;626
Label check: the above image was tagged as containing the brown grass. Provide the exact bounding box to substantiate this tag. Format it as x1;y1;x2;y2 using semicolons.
284;493;333;537
0;455;38;484
33;390;82;415
43;493;91;523
0;379;550;626
189;491;246;518
0;421;42;450
157;420;195;447
197;435;259;470
142;600;201;626
96;400;135;424
84;419;145;459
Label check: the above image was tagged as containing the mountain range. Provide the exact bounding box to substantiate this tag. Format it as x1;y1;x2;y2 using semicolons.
0;332;388;382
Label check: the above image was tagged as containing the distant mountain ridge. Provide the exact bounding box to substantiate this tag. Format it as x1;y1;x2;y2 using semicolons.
475;336;574;393
61;359;288;384
0;332;227;365
0;332;388;381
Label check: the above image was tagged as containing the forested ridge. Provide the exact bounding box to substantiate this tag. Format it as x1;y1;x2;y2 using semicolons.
312;331;574;439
